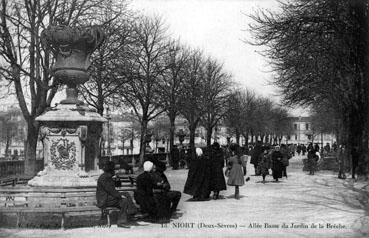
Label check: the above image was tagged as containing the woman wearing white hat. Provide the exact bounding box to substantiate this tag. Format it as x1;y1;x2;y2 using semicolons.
183;147;212;201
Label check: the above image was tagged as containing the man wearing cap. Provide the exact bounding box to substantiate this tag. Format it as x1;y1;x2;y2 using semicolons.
96;161;129;227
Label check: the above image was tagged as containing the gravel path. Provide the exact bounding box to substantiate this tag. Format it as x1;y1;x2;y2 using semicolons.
1;156;369;238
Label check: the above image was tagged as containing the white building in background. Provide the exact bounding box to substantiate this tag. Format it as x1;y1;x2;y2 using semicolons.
287;116;336;146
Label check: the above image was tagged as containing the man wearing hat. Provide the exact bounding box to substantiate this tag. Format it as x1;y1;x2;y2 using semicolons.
96;161;129;227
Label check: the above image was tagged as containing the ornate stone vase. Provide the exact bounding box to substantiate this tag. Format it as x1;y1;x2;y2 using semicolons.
28;24;106;187
42;25;104;103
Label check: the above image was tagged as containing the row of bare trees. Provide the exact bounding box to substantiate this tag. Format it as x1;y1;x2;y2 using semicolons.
250;0;369;176
225;89;292;147
0;0;292;173
79;9;234;164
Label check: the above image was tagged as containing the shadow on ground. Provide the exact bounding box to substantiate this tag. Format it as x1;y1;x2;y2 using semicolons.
294;177;369;238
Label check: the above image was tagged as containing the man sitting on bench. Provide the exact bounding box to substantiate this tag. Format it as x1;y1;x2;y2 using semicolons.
152;161;181;214
96;161;129;227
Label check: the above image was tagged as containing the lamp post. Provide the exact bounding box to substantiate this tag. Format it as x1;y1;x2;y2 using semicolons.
106;107;112;160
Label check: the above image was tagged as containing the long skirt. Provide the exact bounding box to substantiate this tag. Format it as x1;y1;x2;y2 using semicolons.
272;160;283;179
183;159;211;199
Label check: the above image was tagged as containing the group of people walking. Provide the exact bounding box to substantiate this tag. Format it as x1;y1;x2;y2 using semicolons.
250;142;292;183
183;142;249;200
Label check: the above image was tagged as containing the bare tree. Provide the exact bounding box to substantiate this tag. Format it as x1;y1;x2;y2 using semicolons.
201;57;232;147
178;49;205;159
0;108;25;157
157;40;189;155
0;0;113;175
79;2;134;115
117;16;170;166
225;88;257;145
249;0;369;175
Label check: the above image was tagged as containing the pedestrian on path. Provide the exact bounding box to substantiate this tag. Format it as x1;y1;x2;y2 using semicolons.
251;141;263;175
257;147;271;183
183;148;212;201
307;143;318;175
225;143;247;199
271;146;284;182
209;142;227;200
337;144;347;179
302;144;307;156
296;144;301;156
280;144;291;178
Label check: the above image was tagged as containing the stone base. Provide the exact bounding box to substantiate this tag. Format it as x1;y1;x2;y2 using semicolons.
28;167;97;187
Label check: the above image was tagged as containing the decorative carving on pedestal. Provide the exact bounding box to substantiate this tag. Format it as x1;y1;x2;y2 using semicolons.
50;138;76;170
28;126;96;187
29;126;87;187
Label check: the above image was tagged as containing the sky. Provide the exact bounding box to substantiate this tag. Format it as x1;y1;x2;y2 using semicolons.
0;0;307;116
128;0;307;116
129;0;280;97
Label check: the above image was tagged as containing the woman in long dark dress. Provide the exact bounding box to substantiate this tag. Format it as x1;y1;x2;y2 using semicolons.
271;146;284;182
210;142;227;199
183;148;211;200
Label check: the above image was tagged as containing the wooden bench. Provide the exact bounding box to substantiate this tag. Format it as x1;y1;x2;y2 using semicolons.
0;180;137;229
0;175;33;187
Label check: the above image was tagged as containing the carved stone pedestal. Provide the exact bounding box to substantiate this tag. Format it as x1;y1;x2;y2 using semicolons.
28;104;106;187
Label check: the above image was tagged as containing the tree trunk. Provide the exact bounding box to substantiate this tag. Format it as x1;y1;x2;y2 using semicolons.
349;0;369;176
139;118;148;167
206;125;213;147
24;122;39;176
169;114;176;155
244;132;249;147
5;130;10;157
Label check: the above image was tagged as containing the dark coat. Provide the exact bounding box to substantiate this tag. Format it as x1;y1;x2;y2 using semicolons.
271;150;284;179
251;145;263;165
280;147;291;166
151;171;180;219
183;155;211;199
210;148;227;191
134;172;157;216
307;150;317;171
96;172;122;208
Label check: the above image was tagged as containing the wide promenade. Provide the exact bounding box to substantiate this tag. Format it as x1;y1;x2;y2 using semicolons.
1;155;369;238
